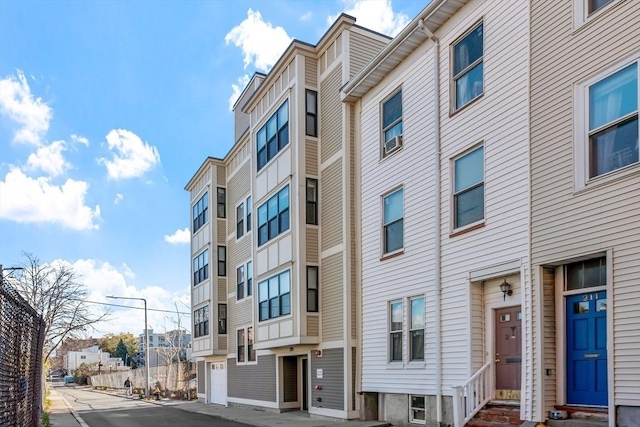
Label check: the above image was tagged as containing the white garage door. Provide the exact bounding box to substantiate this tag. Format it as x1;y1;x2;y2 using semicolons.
210;362;227;405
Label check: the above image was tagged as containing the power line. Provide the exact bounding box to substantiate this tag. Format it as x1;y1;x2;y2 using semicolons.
79;299;190;315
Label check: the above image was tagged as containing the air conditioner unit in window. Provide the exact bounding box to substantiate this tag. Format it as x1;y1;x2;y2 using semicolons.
384;135;403;156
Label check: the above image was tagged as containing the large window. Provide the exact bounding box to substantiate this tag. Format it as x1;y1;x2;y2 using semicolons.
306;90;318;137
452;22;483;110
258;270;291;321
192;192;208;233
236;202;244;239
587;62;638;178
247;261;253;297
236;326;256;364
193;249;209;286
390;300;403;362
257;185;290;246
236;265;245;300
383;188;404;254
382;90;403;156
194;305;209;338
307;266;318;312
217;187;226;218
306;178;318;225
218;304;227;334
257;101;289;171
218;246;227;277
237;329;245;363
410;297;425;361
453;146;484;229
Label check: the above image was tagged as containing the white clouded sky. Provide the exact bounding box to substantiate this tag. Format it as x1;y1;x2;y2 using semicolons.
0;0;423;335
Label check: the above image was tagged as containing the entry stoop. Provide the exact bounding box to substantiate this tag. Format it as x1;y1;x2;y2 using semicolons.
465;401;522;427
546;406;608;427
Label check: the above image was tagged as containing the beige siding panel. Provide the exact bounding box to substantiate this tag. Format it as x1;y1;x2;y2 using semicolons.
306;227;319;263
218;335;227;351
217;219;226;243
530;0;640;407
542;268;556;414
321;252;344;341
216;166;226;185
320;159;343;251
471;283;484;372
305;56;317;87
306;139;318;176
320;65;343;163
218;278;227;300
349;111;357;341
349;31;386;78
307;315;319;336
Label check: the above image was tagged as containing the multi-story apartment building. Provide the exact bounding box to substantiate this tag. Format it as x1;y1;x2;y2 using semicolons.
136;328;191;367
185;14;389;418
528;1;639;426
342;0;530;425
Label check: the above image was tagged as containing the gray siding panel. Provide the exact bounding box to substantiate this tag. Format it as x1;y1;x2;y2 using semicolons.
311;347;344;411
282;356;298;402
227;355;276;402
197;361;205;394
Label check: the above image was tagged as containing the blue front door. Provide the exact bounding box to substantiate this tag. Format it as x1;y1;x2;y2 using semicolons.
566;291;608;406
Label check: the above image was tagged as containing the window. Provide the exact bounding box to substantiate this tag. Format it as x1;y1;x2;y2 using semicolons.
390;301;403;362
246;196;252;232
218;246;226;277
453;146;484;229
306;178;318;225
410;297;425;361
218;304;227;334
566;257;606;290
236;202;244;239
588;0;613;15
382;90;403;155
194;305;209;338
257;101;289;171
383;188;404;254
453;22;483;110
237;329;245;363
257;185;290;246
587;62;638;178
236;265;245;300
192;192;208;233
410;395;426;423
307;266;318;312
217;187;226;218
258;270;291;321
306;90;318;137
247;261;253;297
193;249;209;286
248;327;256;362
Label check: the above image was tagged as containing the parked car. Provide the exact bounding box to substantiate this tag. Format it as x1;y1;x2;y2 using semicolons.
64;376;74;384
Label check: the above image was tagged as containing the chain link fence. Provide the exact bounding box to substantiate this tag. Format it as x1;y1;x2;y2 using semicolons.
0;280;46;427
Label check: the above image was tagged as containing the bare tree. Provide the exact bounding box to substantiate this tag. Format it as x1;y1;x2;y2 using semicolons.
156;302;190;392
11;253;110;363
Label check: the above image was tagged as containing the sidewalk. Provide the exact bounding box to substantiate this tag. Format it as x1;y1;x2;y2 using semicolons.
48;386;390;427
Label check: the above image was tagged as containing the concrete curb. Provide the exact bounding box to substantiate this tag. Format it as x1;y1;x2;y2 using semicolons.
58;393;91;427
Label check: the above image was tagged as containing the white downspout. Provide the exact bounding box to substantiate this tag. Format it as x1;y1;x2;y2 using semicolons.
418;18;442;424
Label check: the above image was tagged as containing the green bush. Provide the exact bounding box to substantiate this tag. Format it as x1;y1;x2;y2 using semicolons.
41;411;50;427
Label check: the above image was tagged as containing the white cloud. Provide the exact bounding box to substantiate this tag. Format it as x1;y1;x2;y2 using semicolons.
71;134;89;146
164;227;190;244
121;263;136;279
0;69;52;145
98;129;160;180
300;11;312;22
0;168;100;230
114;193;124;204
329;0;410;37
26;140;70;177
228;73;251;111
225;9;293;72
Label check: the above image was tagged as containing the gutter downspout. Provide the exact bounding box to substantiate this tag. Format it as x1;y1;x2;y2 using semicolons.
418;18;442;425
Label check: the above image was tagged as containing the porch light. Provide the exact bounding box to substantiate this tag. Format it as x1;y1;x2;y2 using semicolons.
499;280;512;301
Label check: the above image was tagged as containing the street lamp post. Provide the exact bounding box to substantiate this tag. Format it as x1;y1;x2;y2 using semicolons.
106;296;150;397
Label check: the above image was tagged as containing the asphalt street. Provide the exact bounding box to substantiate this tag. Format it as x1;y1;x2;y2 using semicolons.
55;386;253;427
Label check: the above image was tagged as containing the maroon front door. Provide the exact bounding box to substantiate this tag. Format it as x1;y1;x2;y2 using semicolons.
495;307;522;399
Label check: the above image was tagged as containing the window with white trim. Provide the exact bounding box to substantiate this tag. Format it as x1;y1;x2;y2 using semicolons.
306;90;317;137
237;329;245;363
410;395;426;424
192;192;208;233
217;187;226;218
218;304;227;334
257;101;289;171
383;188;404;254
236;202;244;239
584;61;638;180
193;249;209;286
452;22;483;111
257;185;290;246
389;300;403;362
258;270;291;321
410;297;425;361
218;246;226;277
453;146;484;229
575;0;618;27
194;305;209;338
236;326;256;364
382;90;403;157
307;266;318;312
236;264;245;300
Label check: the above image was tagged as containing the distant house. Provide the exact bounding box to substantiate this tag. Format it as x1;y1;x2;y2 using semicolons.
136;328;191;367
